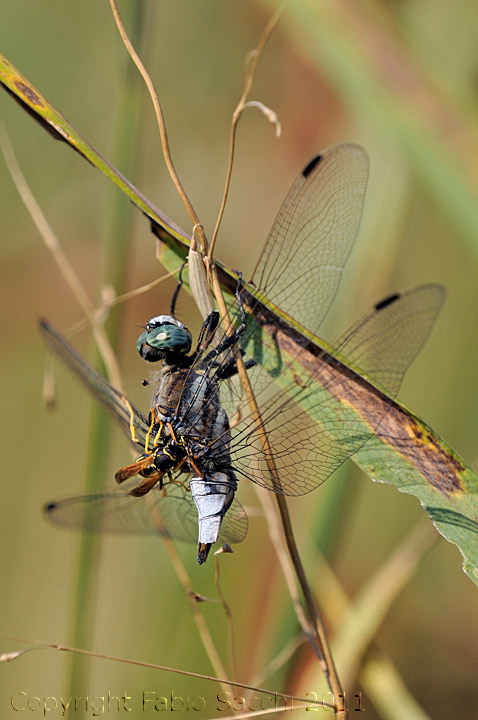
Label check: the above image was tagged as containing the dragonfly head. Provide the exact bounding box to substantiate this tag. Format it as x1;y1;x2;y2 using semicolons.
137;315;192;362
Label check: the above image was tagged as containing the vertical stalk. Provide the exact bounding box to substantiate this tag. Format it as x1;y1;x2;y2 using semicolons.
210;270;347;719
67;1;146;692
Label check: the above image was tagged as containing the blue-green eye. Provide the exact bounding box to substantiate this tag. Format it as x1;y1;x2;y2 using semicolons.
147;325;191;351
137;319;192;362
136;331;148;354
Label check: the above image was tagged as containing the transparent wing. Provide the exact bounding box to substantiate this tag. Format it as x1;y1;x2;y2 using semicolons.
39;319;150;449
251;143;369;335
218;285;445;496
44;480;248;545
333;285;446;397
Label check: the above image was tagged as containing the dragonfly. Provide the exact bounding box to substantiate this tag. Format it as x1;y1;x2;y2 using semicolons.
40;143;445;564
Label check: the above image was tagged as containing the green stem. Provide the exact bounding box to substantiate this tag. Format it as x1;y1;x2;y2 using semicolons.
67;1;146;692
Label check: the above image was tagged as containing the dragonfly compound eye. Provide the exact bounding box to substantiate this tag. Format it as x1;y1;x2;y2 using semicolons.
136;321;192;361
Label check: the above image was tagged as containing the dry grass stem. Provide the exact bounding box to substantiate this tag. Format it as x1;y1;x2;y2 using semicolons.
214;552;239;682
254;486;314;640
0;127;123;390
0;633;333;710
108;3;346;713
67;267;181;338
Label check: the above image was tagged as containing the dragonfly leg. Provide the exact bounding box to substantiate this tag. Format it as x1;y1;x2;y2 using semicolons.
216;356;256;380
201;273;248;366
195;311;220;354
170;263;186;318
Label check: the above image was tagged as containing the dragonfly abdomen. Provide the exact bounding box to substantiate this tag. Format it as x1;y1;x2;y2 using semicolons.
190;471;237;564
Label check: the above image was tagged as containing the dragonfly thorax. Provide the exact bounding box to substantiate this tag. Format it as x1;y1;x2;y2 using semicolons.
137;315;192;362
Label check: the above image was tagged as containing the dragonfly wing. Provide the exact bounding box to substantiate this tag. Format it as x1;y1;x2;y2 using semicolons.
39;319;150;449
228;285;445;496
216;498;248;545
149;491;248;545
230;377;368;495
249;144;369;336
333;284;446;397
44;482;248;544
44;489;167;535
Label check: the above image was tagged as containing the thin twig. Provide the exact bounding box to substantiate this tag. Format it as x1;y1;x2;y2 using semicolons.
208;5;284;261
158;537;234;696
255;487;316;643
0;127;123;391
108;0;208;253
108;3;346;713
0;633;334;710
67;267;181;338
210;271;346;718
217;706;304;720
214;549;239;682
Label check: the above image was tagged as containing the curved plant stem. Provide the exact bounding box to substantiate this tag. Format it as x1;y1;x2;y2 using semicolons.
208;4;283;262
0;632;334;711
108;0;208;253
106;1;239;690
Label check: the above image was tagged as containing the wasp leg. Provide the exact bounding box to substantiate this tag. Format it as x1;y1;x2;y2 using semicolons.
166;476;190;493
152;421;164;447
145;409;161;453
123;395;143;446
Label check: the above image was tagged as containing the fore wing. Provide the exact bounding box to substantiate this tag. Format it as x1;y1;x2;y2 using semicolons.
39;319;150;449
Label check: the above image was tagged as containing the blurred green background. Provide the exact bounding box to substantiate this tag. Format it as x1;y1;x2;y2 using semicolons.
1;1;478;718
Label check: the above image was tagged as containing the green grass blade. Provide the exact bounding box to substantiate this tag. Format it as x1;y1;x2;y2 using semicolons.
0;52;189;248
